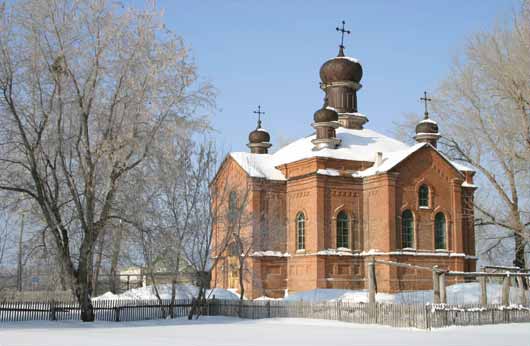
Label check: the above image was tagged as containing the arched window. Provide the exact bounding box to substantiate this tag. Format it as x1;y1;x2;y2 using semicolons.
401;210;414;249
419;185;429;208
228;191;237;223
336;211;349;249
435;212;446;249
296;212;305;250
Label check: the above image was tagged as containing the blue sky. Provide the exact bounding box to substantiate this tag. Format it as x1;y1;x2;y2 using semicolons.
155;0;520;152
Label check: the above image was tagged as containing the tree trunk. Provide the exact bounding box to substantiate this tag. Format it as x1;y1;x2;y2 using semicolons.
514;233;526;269
238;256;245;317
92;234;106;295
16;215;24;292
170;257;180;319
110;225;123;294
74;236;96;322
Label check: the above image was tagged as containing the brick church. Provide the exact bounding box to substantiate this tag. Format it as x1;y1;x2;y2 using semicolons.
211;27;478;299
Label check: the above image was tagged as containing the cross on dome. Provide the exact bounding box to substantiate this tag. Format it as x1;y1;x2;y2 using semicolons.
420;91;432;119
253;105;265;128
336;20;351;50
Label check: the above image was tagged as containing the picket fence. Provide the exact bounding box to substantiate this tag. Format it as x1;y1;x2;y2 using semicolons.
1;299;530;330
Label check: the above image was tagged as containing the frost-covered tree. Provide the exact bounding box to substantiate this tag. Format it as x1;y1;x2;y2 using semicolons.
395;1;529;269
0;0;213;321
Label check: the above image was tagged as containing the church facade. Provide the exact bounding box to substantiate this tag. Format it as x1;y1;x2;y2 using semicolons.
210;37;477;299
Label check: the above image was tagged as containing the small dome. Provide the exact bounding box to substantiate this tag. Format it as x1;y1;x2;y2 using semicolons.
314;105;339;123
249;128;270;144
320;48;363;84
415;118;439;134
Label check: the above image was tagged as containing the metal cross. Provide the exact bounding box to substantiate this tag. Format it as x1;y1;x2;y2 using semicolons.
253;105;265;127
420;91;432;118
336;20;351;49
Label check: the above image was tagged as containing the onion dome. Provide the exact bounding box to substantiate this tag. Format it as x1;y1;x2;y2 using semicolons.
320;47;363;84
414;91;440;147
249;126;271;144
415;118;439;135
247;106;272;154
314;99;339;123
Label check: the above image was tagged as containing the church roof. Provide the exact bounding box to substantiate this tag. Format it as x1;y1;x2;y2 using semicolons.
230;127;475;181
273;127;409;165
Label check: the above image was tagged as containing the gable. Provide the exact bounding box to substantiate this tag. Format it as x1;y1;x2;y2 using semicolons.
391;145;465;181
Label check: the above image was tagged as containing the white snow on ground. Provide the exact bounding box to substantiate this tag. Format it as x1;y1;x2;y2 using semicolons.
1;317;528;346
284;283;529;305
94;284;239;301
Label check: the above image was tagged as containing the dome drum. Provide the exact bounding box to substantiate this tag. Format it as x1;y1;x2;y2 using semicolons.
247;141;272;154
415;121;439;134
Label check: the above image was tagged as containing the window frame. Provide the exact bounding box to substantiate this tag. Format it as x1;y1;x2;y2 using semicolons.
434;212;447;250
336;211;350;249
296;212;305;251
401;209;415;249
418;185;429;208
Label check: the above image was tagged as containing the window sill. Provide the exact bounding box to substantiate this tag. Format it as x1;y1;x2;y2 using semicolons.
337;247;352;253
296;249;306;255
418;206;431;210
435;249;448;253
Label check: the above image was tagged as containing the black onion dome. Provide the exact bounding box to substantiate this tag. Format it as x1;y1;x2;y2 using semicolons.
314;104;339;123
249;128;270;143
320;48;363;84
415;119;439;134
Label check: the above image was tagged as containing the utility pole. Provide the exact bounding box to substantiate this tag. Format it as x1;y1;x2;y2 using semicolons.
16;213;24;292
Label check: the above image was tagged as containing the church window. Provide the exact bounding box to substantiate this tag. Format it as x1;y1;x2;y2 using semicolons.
296;212;305;250
336;211;349;248
435;212;446;250
419;185;429;208
228;191;237;223
401;210;414;249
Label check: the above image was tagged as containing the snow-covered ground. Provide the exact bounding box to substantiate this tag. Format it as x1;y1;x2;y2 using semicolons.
284;283;529;305
94;283;239;301
1;317;528;346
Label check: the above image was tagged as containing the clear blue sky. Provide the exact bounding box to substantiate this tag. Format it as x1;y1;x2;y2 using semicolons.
154;0;520;152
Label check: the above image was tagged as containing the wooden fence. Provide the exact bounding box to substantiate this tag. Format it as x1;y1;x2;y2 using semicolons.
0;299;195;322
1;299;529;330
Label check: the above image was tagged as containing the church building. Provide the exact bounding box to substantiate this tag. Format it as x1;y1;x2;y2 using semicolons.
211;24;478;299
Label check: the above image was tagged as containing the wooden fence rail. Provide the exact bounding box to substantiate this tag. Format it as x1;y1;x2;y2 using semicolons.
1;299;529;330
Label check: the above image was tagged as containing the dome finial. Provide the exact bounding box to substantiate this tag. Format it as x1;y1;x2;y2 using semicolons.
420;91;432;119
336;20;350;56
253;105;265;129
248;105;271;154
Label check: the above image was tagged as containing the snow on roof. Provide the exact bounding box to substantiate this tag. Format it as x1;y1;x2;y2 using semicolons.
273;127;410;166
418;118;438;124
334;56;360;64
451;161;475;172
251;251;291;257
353;143;427;177
230;152;286;181
317;168;341;176
230;127;469;181
462;181;478;188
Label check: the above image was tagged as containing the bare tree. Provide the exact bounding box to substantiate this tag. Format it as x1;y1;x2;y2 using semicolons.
0;0;213;321
392;2;530;269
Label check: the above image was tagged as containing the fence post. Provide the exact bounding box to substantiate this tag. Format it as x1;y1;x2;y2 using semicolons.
432;268;440;304
480;275;488;306
267;301;271;318
439;272;447;304
368;258;376;304
50;300;56;321
114;307;120;322
516;276;528;306
502;274;510;306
